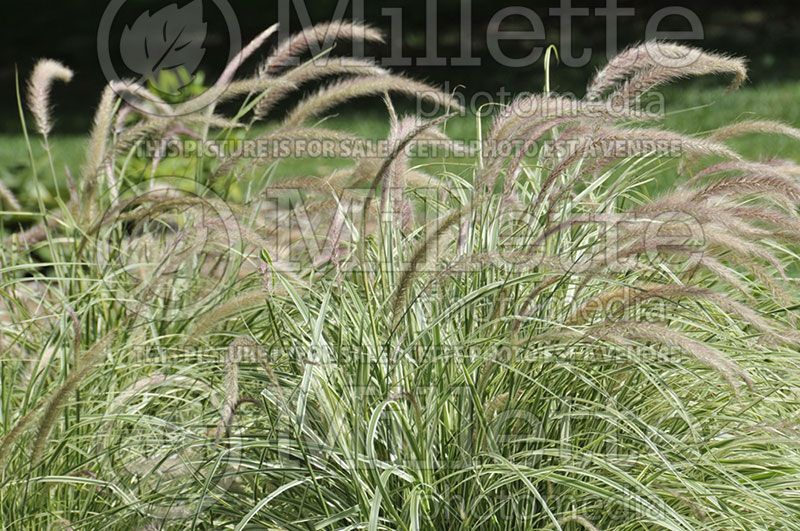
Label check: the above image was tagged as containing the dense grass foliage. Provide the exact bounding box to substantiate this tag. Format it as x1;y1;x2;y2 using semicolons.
1;26;800;530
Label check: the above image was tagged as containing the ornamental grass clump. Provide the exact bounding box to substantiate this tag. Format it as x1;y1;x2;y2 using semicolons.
1;32;799;530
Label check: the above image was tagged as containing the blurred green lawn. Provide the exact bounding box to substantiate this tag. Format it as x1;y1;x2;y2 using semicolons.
2;81;800;208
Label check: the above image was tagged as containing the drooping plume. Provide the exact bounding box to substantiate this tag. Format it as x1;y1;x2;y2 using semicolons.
27;59;74;140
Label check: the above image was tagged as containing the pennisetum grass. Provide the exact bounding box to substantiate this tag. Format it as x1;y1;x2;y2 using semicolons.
26;59;73;142
282;75;464;127
1;31;800;530
0;181;22;212
259;21;384;75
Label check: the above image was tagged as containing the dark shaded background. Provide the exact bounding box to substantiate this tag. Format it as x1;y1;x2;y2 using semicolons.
1;0;798;132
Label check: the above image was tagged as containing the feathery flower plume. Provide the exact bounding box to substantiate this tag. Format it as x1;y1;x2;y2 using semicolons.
587;42;691;99
27;59;73;139
708;119;800;144
682;160;794;188
569;283;799;344
381;115;434;225
596;126;742;160
681;122;800;175
559;515;601;531
214;77;297;105
261;21;384;75
611;60;747;109
534;126;742;223
108;80;173;116
216;339;244;437
219;24;280;88
696;174;800;203
484;116;577;193
31;331;117;463
0;181;21;211
108;113;240;174
254;57;388;120
174;24;280;115
0;403;45;470
488;94;646;147
190;290;269;339
587;42;747;101
390;207;467;324
589;321;753;392
283;75;463;127
359;112;454;234
81;86;118;210
4;213;62;249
